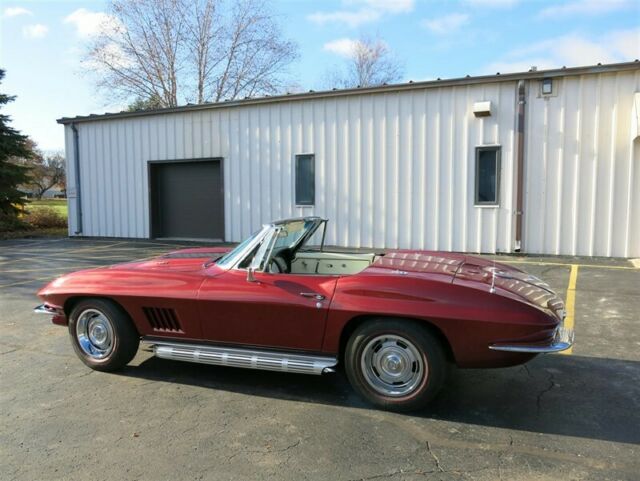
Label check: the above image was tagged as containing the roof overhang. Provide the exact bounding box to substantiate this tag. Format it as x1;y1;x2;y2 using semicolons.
57;61;640;125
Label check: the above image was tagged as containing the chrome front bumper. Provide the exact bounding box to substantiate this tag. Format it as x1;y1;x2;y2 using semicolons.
489;326;574;353
34;304;58;315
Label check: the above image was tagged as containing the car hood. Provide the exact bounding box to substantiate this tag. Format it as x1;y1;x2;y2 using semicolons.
108;247;232;273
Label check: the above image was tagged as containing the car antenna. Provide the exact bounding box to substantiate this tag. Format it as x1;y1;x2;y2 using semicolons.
320;220;327;253
490;257;497;294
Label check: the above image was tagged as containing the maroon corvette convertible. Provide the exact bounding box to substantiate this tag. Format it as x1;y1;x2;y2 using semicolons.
35;217;573;411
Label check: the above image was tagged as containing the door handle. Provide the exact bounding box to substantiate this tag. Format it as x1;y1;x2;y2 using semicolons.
300;292;325;301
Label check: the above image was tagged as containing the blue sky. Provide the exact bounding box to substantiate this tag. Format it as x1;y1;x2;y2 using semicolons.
1;0;639;151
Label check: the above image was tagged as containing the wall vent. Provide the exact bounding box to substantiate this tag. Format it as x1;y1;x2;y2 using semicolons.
143;307;183;332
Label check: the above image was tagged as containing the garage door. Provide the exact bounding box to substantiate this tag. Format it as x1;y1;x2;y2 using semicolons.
150;159;224;241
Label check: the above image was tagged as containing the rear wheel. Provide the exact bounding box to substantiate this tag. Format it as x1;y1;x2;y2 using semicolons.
345;319;448;412
68;299;139;372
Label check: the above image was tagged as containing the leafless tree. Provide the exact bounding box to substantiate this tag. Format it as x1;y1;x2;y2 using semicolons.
28;153;66;199
12;140;66;199
327;36;403;89
85;0;298;107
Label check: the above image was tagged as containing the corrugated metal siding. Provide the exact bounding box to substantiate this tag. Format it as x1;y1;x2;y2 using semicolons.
66;82;519;253
524;70;640;257
64;67;639;257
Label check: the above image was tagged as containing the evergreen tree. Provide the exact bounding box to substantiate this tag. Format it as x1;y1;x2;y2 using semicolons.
0;69;32;227
126;94;164;112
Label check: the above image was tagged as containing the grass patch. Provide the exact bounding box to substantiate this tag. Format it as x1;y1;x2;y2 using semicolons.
0;199;69;239
28;199;68;218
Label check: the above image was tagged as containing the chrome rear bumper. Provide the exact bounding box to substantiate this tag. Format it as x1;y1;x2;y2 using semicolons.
489;327;574;353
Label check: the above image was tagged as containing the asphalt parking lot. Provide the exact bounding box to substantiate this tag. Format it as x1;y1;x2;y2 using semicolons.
1;237;639;481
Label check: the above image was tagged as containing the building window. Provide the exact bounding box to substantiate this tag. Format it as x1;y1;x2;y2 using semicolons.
295;154;315;206
475;146;501;206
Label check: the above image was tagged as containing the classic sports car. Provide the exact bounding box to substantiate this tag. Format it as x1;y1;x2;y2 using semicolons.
35;217;573;411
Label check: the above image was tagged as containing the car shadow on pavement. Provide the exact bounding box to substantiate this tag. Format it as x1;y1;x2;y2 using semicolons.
119;353;640;445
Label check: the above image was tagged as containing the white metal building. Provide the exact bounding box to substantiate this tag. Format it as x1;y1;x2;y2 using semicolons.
58;62;640;257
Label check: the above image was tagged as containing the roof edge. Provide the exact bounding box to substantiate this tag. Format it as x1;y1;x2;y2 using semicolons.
58;61;640;125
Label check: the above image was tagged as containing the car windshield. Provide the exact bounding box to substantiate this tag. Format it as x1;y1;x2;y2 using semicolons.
215;227;266;268
273;220;317;249
214;218;323;270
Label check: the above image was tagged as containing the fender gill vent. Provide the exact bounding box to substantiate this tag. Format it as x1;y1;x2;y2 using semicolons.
143;307;183;332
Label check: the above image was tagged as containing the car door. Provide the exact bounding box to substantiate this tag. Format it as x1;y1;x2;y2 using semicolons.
197;269;338;351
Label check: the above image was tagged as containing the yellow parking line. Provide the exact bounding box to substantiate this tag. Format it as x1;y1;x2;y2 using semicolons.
0;241;127;257
0;257;31;266
560;264;579;355
0;265;95;274
52;241;129;255
500;259;636;270
6;237;67;245
57;255;133;259
0;276;56;288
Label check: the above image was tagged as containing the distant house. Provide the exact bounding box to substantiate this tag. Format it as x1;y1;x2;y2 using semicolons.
19;185;66;199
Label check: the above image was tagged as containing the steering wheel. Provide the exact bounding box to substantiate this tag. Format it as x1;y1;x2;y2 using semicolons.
269;255;289;273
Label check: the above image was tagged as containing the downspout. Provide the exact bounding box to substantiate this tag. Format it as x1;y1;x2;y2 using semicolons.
514;80;526;252
71;123;83;235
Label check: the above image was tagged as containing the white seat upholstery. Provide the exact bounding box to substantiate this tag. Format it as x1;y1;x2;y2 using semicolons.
290;252;376;275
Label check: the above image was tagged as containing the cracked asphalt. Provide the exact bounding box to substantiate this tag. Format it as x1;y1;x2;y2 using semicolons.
1;237;639;480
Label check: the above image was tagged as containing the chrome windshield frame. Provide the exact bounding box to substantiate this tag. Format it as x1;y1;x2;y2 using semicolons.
215;225;271;270
216;217;325;272
248;225;282;272
285;218;326;253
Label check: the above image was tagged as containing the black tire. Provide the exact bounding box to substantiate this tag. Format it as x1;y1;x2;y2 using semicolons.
68;298;139;372
345;319;448;412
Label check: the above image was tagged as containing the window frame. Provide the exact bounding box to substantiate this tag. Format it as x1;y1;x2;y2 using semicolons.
295;153;315;207
474;146;501;207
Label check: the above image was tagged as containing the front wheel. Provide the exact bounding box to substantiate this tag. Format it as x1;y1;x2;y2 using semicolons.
68;299;139;372
345;319;448;412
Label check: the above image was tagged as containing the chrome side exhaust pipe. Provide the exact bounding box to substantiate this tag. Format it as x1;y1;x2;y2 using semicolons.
146;341;338;376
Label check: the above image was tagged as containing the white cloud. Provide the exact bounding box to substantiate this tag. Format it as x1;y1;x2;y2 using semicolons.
422;13;469;35
323;38;360;58
538;0;634;18
608;29;640;60
464;0;518;7
483;28;640;74
308;9;381;28
89;42;133;71
22;24;48;39
345;0;414;13
63;8;130;73
2;6;32;18
64;8;118;38
308;0;414;27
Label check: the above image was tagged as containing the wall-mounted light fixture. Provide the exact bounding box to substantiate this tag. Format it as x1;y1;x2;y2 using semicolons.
473;101;492;117
541;78;553;95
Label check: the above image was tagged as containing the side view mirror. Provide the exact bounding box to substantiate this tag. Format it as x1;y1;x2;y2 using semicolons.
247;267;257;283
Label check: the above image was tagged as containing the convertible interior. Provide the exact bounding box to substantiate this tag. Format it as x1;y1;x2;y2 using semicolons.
236;218;383;276
289;251;378;275
249;247;380;276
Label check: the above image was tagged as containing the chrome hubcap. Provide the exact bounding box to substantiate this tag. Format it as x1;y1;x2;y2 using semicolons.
361;334;425;397
76;309;114;359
